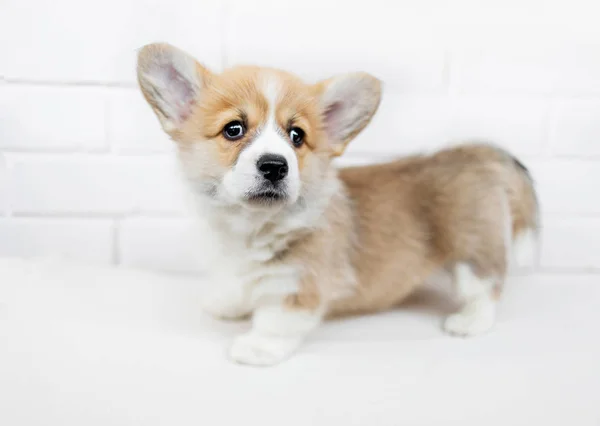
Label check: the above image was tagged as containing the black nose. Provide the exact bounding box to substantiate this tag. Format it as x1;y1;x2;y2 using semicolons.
257;154;288;183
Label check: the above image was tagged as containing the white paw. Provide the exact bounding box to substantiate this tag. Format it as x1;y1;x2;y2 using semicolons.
443;305;495;337
229;332;301;367
202;290;250;320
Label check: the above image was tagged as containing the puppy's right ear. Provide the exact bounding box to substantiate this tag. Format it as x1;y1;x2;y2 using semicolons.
136;43;210;134
314;72;382;157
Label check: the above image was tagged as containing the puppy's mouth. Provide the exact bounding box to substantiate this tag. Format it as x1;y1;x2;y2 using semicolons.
245;189;288;206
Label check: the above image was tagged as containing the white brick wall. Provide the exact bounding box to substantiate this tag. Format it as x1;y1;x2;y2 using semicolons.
9;155;185;215
0;86;107;151
0;218;113;263
118;218;206;273
1;0;599;274
106;89;172;154
549;100;600;157
541;218;600;271
453;46;600;96
0;154;7;215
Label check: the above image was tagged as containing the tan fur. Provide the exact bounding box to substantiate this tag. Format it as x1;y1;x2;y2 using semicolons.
139;47;330;171
326;144;538;316
272;142;539;318
177;66;316;170
138;44;380;176
282;185;357;311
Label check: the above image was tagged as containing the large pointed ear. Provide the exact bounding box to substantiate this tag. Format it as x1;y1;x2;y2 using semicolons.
136;43;210;135
316;72;382;156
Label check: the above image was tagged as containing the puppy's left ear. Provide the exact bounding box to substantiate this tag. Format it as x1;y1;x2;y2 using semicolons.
315;73;382;156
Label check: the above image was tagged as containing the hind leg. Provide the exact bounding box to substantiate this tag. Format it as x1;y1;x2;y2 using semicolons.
443;263;500;337
443;189;511;337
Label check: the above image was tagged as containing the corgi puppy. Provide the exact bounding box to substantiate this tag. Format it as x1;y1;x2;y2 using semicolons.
136;43;539;366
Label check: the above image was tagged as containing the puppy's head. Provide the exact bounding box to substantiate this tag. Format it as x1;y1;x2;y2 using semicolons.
137;43;381;209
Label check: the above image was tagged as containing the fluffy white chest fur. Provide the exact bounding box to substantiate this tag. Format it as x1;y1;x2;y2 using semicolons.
184;166;343;315
181;178;343;366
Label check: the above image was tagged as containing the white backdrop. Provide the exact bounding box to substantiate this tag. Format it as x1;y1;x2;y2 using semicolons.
1;0;599;274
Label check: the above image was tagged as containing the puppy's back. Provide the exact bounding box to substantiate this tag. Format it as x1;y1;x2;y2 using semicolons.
330;143;538;316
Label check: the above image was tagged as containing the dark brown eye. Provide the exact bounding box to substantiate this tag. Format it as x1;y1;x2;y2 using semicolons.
223;121;245;141
289;127;305;147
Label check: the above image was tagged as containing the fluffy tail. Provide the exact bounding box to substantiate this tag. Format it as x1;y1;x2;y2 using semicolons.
505;154;540;269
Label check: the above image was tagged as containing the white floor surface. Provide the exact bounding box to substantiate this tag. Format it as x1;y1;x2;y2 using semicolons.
0;257;598;426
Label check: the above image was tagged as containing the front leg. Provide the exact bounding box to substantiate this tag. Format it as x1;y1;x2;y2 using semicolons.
229;301;323;366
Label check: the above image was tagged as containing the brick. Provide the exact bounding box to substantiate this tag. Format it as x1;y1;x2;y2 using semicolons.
9;155;186;214
225;0;446;93
454;46;600;95
345;94;546;158
0;0;222;83
0;86;106;150
529;160;600;215
541;218;600;270
119;218;205;272
0;218;113;263
0;154;7;214
549;100;600;157
106;89;172;153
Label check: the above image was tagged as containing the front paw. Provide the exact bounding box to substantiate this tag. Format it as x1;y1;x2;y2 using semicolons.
229;332;301;366
202;291;251;320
